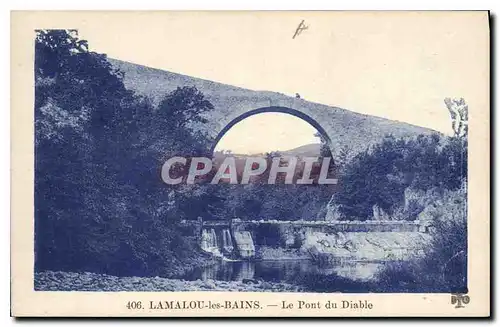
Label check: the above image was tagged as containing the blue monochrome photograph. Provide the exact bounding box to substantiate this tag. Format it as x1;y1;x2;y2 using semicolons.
33;27;469;294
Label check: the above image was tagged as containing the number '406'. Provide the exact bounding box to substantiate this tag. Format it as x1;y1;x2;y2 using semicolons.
126;301;143;310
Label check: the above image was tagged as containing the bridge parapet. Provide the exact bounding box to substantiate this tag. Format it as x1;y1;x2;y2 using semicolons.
179;219;426;233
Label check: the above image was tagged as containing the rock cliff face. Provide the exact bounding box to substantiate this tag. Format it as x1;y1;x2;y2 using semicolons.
302;231;431;262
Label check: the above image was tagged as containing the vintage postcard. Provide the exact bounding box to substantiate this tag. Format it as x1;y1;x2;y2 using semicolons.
11;11;490;317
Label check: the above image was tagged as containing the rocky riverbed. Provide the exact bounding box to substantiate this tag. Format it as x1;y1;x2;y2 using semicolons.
34;271;303;292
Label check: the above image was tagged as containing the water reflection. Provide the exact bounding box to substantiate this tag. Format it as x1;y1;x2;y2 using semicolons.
184;259;384;283
199;261;256;281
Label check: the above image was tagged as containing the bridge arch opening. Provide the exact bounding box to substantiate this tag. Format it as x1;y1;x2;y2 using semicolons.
211;106;333;156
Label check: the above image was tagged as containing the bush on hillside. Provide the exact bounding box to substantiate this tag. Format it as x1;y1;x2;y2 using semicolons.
333;134;467;220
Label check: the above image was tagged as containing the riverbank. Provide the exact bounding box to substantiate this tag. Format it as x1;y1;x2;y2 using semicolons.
165;254;217;278
34;271;303;292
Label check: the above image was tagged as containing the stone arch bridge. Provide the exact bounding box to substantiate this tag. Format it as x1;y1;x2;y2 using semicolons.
110;58;436;158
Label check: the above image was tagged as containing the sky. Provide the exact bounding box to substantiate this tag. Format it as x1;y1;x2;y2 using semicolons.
74;11;488;153
214;113;320;154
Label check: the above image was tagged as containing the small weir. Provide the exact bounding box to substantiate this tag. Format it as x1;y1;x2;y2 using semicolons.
200;227;255;259
184;218;430;261
221;229;234;256
200;228;221;257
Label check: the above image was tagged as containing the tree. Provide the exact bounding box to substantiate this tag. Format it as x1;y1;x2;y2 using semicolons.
444;97;468;139
333;133;466;220
35;29;118;271
337;144;352;169
34;30;217;277
375;99;469;292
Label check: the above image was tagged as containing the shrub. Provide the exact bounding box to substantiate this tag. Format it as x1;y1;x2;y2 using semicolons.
334;134;467;220
376;185;467;293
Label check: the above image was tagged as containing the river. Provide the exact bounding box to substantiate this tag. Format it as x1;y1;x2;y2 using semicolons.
181;259;386;292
